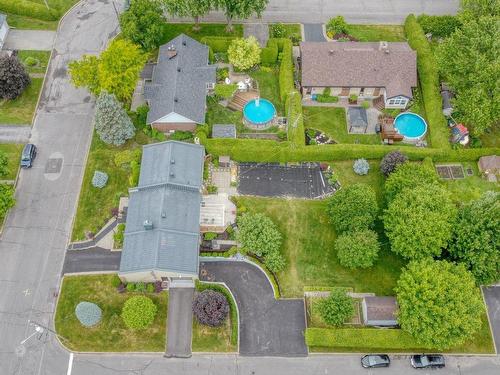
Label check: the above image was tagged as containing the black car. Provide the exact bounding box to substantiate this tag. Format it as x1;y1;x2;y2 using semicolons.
20;144;37;168
410;354;445;369
361;354;391;368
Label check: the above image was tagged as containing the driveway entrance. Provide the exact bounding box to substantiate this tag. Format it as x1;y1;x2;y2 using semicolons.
200;261;307;356
4;30;56;50
165;286;194;358
303;24;326;41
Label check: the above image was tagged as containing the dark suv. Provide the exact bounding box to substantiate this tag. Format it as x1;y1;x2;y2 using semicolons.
20;144;37;168
410;354;445;369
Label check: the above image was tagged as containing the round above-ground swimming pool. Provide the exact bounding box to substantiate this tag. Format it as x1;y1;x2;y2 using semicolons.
243;98;276;127
394;112;428;140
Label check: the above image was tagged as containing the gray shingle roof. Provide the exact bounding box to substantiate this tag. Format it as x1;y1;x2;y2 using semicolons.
119;141;205;276
212;124;236;139
144;34;216;125
363;296;398;324
300;42;417;98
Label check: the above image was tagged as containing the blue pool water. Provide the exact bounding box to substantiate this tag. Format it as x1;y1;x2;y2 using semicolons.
243;98;276;125
394;112;428;139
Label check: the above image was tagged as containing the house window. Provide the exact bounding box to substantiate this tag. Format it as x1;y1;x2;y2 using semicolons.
388;98;407;106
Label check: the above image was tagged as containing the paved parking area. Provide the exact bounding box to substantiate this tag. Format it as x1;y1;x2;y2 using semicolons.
166;287;194;358
238;163;333;198
62;248;121;274
483;286;500;353
200;261;307;356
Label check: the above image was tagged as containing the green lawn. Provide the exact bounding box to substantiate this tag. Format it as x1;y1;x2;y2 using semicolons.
5;13;58;30
0;78;43;124
160;23;243;45
71;130;151;241
0;144;23;180
55;274;236;352
205;96;244;133
235;196;404;298
55;274;168;352
307;294;360;328
18;51;50;74
348;25;406;42
303;106;381;145
249;67;283;115
439;162;499;203
480;125;500;148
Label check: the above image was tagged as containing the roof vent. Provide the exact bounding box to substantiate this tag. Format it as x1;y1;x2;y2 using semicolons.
174;97;178;103
161;212;166;218
182;40;187;46
170;158;175;164
329;50;334;55
177;67;181;72
143;220;153;230
169;171;175;177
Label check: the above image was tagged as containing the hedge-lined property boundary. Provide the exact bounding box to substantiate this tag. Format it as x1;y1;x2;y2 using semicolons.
201;36;238;62
405;15;450;149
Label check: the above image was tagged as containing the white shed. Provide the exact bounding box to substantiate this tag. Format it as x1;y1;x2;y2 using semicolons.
0;14;9;50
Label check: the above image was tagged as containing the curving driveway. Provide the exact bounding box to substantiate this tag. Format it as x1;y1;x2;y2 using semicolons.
200;261;308;357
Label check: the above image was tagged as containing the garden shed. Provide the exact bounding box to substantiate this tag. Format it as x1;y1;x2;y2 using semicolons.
361;296;398;327
478;155;499;182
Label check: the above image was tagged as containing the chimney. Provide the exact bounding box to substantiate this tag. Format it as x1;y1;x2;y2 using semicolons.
379;41;389;53
167;45;177;59
143;220;153;230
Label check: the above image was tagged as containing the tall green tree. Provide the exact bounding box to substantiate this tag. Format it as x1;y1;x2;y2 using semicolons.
94;91;135;146
163;0;213;30
335;230;380;269
227;37;261;70
436;16;499;136
384;160;438;203
215;0;269;32
318;289;354;327
396;259;483;349
449;191;500;285
69;39;146;102
120;0;166;51
327;183;378;233
384;184;457;260
0;151;9;178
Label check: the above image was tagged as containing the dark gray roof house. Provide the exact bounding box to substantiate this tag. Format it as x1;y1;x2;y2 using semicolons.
118;141;205;282
212;124;237;139
362;296;398;327
144;34;216;131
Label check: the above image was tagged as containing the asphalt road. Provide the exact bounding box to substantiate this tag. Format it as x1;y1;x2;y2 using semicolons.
0;0;121;374
174;0;459;24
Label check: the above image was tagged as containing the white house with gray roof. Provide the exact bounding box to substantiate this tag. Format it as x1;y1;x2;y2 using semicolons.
118;141;205;283
144;34;216;133
0;14;9;50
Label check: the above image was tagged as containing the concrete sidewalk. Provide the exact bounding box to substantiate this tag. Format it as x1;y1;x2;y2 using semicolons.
4;30;56;51
0;125;31;143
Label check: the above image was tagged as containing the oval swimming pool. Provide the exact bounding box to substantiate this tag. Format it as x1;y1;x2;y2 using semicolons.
394;112;428;140
243;98;276;126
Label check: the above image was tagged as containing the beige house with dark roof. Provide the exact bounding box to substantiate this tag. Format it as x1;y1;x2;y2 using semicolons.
300;41;417;109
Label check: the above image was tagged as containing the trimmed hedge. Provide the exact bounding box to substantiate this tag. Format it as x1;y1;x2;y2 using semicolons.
0;0;59;21
196;282;238;346
198;129;499;163
416;14;461;38
261;38;280;66
200;36;237;52
278;39;294;103
305;328;422;350
405;15;450;149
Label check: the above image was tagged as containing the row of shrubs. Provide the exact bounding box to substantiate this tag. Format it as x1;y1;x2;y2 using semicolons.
305;328;424;350
196;130;498;163
416;14;461;39
0;0;60;21
404;14;449;150
201;36;237;63
196;282;238;346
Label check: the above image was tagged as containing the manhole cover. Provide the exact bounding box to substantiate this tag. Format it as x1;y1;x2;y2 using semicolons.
45;158;62;174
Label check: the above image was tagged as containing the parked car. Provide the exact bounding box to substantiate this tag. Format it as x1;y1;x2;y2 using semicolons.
361;354;390;368
20;143;37;168
410;354;445;369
